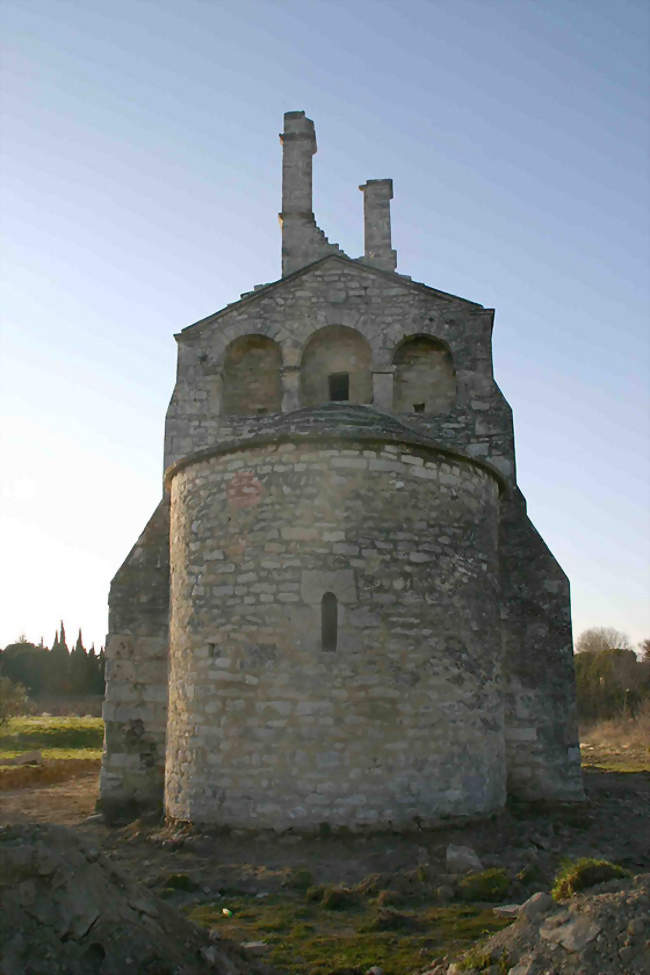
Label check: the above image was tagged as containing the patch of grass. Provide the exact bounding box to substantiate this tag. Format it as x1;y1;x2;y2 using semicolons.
321;885;358;911
353;873;384;897
551;858;629;900
0;715;103;754
284;867;314;891
376;888;405;907
188;892;514;975
457;945;510;973
0;747;102;762
580;754;649;773
305;885;325;902
456;868;510;903
580;707;650;773
515;862;543;886
361;908;420;932
164;873;198;891
0;716;103;789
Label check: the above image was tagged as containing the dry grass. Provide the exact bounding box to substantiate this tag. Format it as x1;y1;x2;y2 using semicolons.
0;715;103;790
0;758;101;790
580;700;650;772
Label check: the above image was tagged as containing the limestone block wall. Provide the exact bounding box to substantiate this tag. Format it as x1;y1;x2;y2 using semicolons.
164;257;515;481
222;334;283;415
99;499;170;816
164;438;504;828
300;325;372;406
393;336;456;415
280;112;345;275
359;179;397;272
499;491;583;801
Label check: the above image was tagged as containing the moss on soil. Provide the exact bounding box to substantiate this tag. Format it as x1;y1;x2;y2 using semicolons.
552;857;629;900
456;868;510;903
165;873;199;892
188;891;513;974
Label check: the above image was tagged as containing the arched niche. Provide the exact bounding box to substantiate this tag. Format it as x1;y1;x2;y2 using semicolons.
393;335;456;415
300;325;372;407
222;334;282;416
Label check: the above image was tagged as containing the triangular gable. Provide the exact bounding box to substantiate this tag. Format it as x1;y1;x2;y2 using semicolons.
177;254;487;339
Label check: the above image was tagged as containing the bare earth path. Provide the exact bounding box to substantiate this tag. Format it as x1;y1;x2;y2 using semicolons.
1;766;648;882
0;771;99;826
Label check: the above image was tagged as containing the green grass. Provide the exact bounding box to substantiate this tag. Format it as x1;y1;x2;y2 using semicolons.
457;944;510;973
580;713;650;773
0;715;103;762
551;858;629;901
456;869;510;903
0;747;102;761
580;752;649;773
188;891;513;974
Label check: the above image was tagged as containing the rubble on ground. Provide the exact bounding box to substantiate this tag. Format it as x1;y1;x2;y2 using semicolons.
0;824;277;975
420;873;650;975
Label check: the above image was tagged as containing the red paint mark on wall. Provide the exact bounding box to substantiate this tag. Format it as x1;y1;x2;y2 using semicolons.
227;471;264;509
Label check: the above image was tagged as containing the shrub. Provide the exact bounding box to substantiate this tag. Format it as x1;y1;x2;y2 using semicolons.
284;867;313;891
0;678;31;726
457;868;510;902
164;873;198;891
354;873;383;897
515;862;543;885
320;885;356;910
362;907;419;932
376;887;404;907
305;884;325;902
551;858;629;900
458;946;510;972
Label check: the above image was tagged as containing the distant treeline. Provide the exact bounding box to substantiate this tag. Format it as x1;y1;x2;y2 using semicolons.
0;622;105;697
574;645;650;724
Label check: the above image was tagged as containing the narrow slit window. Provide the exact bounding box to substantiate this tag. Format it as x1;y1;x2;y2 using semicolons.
413;402;425;413
321;592;338;651
328;372;349;401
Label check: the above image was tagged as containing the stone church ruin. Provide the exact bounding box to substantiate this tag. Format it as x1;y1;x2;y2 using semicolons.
100;111;583;827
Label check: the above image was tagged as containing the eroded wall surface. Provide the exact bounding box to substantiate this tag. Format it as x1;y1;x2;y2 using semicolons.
164;436;504;827
100;499;170;816
500;490;583;801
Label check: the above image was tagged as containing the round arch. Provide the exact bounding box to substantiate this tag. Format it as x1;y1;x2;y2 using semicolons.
222;334;282;416
300;325;372;407
392;334;456;415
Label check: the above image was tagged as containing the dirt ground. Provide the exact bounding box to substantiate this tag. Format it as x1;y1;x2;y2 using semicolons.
1;765;649;891
2;763;649;975
0;769;100;826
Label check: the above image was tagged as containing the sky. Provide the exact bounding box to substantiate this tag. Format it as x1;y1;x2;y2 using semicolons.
1;0;648;652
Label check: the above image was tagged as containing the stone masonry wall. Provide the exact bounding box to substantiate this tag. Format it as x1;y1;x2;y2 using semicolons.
164;438;504;828
393;336;456;415
499;490;583;801
164;257;514;481
100;499;170;816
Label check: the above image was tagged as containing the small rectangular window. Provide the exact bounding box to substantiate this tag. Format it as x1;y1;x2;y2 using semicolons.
329;373;349;401
413;402;425;413
321;592;338;651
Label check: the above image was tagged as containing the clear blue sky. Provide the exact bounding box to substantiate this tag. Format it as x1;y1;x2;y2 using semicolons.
1;0;648;651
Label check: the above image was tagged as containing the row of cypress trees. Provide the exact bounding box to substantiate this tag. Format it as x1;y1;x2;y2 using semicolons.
0;622;105;697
